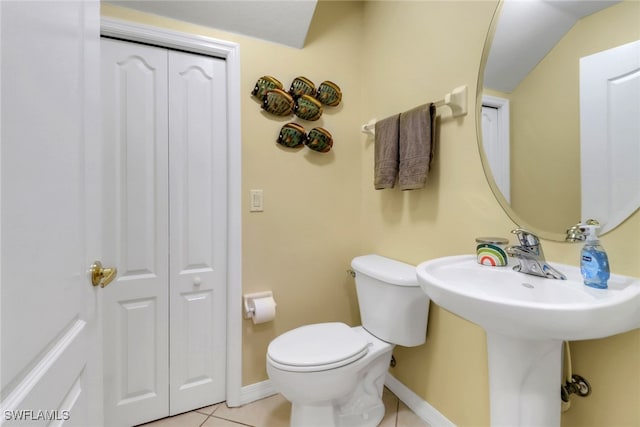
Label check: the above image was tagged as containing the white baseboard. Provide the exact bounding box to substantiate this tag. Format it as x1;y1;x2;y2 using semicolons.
234;375;455;427
234;379;277;407
385;373;456;427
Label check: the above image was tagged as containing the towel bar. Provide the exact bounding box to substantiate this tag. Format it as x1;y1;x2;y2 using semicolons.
361;85;467;136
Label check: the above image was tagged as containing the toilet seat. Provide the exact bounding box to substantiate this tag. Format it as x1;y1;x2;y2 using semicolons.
267;322;370;372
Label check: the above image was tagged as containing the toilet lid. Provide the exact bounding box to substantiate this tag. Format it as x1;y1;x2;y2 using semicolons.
267;322;369;372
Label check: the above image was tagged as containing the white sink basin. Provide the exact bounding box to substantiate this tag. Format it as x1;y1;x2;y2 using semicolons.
417;254;640;426
416;255;640;340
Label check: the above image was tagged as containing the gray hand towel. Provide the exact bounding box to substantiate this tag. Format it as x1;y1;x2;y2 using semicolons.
399;103;436;190
374;114;400;189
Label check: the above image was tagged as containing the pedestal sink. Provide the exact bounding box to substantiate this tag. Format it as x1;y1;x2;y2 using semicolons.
416;255;640;427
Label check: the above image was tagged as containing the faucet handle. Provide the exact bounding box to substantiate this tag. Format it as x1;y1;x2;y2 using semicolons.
510;228;540;247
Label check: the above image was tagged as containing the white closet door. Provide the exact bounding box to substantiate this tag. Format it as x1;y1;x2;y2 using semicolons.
101;38;170;427
168;50;228;415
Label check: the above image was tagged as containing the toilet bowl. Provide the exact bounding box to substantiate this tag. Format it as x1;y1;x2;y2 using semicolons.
267;324;392;427
266;254;430;427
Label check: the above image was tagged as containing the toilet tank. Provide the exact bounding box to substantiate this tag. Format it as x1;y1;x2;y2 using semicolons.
351;254;430;347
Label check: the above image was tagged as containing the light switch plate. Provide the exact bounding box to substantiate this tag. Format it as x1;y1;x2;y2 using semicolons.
250;189;264;212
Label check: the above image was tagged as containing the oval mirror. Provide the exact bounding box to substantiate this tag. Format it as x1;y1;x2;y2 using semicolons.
477;0;640;241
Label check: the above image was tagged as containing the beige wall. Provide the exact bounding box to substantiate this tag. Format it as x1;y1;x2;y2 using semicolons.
101;2;640;426
509;0;640;233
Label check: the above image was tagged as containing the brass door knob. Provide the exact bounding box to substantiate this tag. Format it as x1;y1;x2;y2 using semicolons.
90;261;117;288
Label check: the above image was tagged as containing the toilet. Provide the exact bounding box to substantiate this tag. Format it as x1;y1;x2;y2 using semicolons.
266;254;430;427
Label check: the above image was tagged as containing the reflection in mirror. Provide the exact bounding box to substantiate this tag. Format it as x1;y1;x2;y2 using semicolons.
478;0;640;241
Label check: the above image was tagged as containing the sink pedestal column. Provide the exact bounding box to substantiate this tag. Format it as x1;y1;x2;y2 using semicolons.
487;333;563;427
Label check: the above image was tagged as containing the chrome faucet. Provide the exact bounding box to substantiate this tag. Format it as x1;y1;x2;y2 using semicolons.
505;228;567;280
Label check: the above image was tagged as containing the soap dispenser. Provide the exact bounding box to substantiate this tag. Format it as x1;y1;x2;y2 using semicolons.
580;219;610;289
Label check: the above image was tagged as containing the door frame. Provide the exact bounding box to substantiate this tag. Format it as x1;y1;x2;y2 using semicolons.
100;17;243;407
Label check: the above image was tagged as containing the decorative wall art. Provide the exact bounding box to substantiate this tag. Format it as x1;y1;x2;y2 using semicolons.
316;81;342;107
251;75;283;100
306;127;333;153
294;95;323;121
262;89;294;116
276;124;333;153
252;75;341;153
277;123;307;148
289;76;316;99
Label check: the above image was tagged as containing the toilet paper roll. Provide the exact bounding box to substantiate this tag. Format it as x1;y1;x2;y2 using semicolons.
251;296;276;324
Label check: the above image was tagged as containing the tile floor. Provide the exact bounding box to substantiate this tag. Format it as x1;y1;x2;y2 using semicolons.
140;387;430;427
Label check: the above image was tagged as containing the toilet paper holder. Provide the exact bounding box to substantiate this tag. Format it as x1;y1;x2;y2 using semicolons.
243;291;276;319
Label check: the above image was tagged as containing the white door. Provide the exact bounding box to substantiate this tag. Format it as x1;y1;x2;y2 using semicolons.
101;38;227;425
1;2;102;426
481;96;511;203
101;38;170;427
168;50;227;415
580;40;640;233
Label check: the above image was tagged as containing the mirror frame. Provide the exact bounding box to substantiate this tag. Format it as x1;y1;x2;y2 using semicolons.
476;0;585;243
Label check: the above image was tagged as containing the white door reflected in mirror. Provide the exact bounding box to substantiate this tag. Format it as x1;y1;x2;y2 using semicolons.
580;40;640;234
481;96;510;204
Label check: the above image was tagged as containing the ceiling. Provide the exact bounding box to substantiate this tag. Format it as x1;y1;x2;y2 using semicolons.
484;0;620;93
105;0;619;89
104;0;319;48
